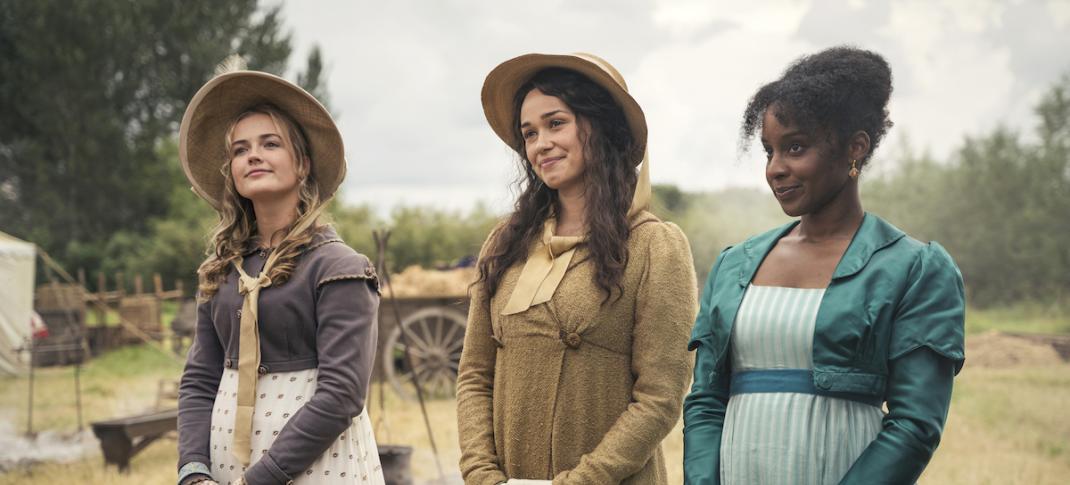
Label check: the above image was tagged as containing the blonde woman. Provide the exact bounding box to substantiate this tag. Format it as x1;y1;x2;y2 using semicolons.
176;62;384;485
457;53;698;484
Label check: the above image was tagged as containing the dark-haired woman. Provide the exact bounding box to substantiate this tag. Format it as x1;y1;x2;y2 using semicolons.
683;46;965;485
457;53;698;485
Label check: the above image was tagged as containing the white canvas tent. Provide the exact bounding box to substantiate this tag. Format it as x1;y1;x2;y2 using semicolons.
0;230;35;375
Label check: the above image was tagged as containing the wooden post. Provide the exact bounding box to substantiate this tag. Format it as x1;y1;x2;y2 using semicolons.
115;272;125;298
96;272;107;326
134;274;143;296
77;268;86;289
153;273;163;298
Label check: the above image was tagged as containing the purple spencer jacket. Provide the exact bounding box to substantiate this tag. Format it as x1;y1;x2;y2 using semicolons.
177;226;379;484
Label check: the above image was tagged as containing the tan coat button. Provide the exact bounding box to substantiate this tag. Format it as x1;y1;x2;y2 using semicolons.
563;331;582;348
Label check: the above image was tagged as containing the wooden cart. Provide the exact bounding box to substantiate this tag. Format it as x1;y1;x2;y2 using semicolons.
376;294;469;401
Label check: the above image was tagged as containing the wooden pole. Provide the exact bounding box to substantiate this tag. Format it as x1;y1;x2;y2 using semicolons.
26;338;34;436
153;273;163;298
134;274;143;296
115;272;125;297
96;272;107;325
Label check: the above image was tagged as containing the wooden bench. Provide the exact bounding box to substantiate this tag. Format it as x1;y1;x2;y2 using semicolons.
90;408;178;471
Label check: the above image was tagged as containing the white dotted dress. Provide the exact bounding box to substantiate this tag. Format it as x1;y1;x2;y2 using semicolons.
720;285;884;485
208;368;385;484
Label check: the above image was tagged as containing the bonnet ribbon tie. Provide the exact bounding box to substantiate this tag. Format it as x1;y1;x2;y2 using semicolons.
500;151;649;316
230;207;325;465
501;219;585;315
231;255;276;465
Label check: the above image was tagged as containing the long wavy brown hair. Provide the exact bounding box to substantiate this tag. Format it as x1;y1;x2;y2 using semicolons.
197;103;327;299
477;68;641;303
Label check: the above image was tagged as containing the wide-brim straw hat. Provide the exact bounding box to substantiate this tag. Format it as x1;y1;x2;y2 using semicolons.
179;67;345;210
481;52;647;166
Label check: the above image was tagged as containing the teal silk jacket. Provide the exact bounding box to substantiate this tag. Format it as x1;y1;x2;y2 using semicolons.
683;213;965;485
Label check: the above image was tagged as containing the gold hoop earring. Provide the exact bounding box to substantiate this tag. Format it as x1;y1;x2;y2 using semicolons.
849;159;860;179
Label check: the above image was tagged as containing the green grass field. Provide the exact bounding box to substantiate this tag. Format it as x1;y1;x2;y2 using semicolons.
965;302;1070;335
1;307;1067;484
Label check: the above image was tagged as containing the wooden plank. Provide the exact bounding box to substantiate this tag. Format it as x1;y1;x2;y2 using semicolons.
90;408;178;472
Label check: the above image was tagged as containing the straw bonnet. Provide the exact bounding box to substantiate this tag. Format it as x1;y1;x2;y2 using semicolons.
481;52;647;165
179;60;345;209
482;53;654;315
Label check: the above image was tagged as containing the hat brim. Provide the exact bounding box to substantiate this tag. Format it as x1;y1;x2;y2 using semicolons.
481;53;647;166
178;71;345;210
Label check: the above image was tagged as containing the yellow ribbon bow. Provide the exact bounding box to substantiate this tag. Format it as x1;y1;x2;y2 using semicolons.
501;219;585;315
501;152;650;315
231;256;275;465
228;207;325;465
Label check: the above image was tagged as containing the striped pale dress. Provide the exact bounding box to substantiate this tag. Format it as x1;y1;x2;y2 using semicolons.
720;285;883;485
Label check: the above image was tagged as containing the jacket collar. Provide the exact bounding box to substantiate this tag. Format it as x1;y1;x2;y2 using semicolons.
241;225;340;256
737;213;906;287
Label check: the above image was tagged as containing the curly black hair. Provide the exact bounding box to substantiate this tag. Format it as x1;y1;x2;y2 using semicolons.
741;46;894;167
477;68;639;304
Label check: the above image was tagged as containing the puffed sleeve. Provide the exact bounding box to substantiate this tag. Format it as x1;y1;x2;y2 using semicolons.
840;242;965;484
178;298;224;473
553;222;698;484
887;242;966;371
244;250;380;485
456;224;510;485
683;248;731;485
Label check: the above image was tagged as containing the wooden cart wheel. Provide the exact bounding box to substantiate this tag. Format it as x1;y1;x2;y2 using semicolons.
383;306;467;401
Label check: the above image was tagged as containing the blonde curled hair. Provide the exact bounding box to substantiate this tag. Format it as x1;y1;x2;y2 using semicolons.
197;103;328;299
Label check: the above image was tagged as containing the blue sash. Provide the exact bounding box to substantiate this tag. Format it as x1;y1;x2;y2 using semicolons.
730;369;883;408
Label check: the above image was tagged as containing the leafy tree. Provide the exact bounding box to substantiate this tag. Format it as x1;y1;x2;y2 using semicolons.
0;0;326;282
866;73;1070;307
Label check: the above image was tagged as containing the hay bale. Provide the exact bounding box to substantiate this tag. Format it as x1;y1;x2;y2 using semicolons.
965;331;1065;368
382;265;476;298
35;284;86;312
118;295;161;335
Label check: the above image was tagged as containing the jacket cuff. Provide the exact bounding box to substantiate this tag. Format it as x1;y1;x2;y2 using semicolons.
177;461;212;485
244;452;293;485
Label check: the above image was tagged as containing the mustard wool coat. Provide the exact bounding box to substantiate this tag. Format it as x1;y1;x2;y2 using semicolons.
456;211;699;485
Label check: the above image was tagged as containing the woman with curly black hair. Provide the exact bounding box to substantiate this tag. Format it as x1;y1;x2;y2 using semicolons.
457;53;698;484
683;46;966;484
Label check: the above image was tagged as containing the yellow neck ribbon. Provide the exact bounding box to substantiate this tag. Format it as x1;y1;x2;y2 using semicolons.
230;207;323;465
501;151;650;315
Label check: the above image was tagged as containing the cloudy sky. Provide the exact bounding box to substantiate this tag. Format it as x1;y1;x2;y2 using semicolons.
274;0;1070;214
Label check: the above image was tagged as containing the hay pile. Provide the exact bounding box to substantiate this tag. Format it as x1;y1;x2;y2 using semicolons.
382;265;476;298
965;331;1065;368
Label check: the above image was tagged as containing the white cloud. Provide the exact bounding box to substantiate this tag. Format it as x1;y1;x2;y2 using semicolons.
632;24;816;191
274;0;1069;212
882;1;1016;159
